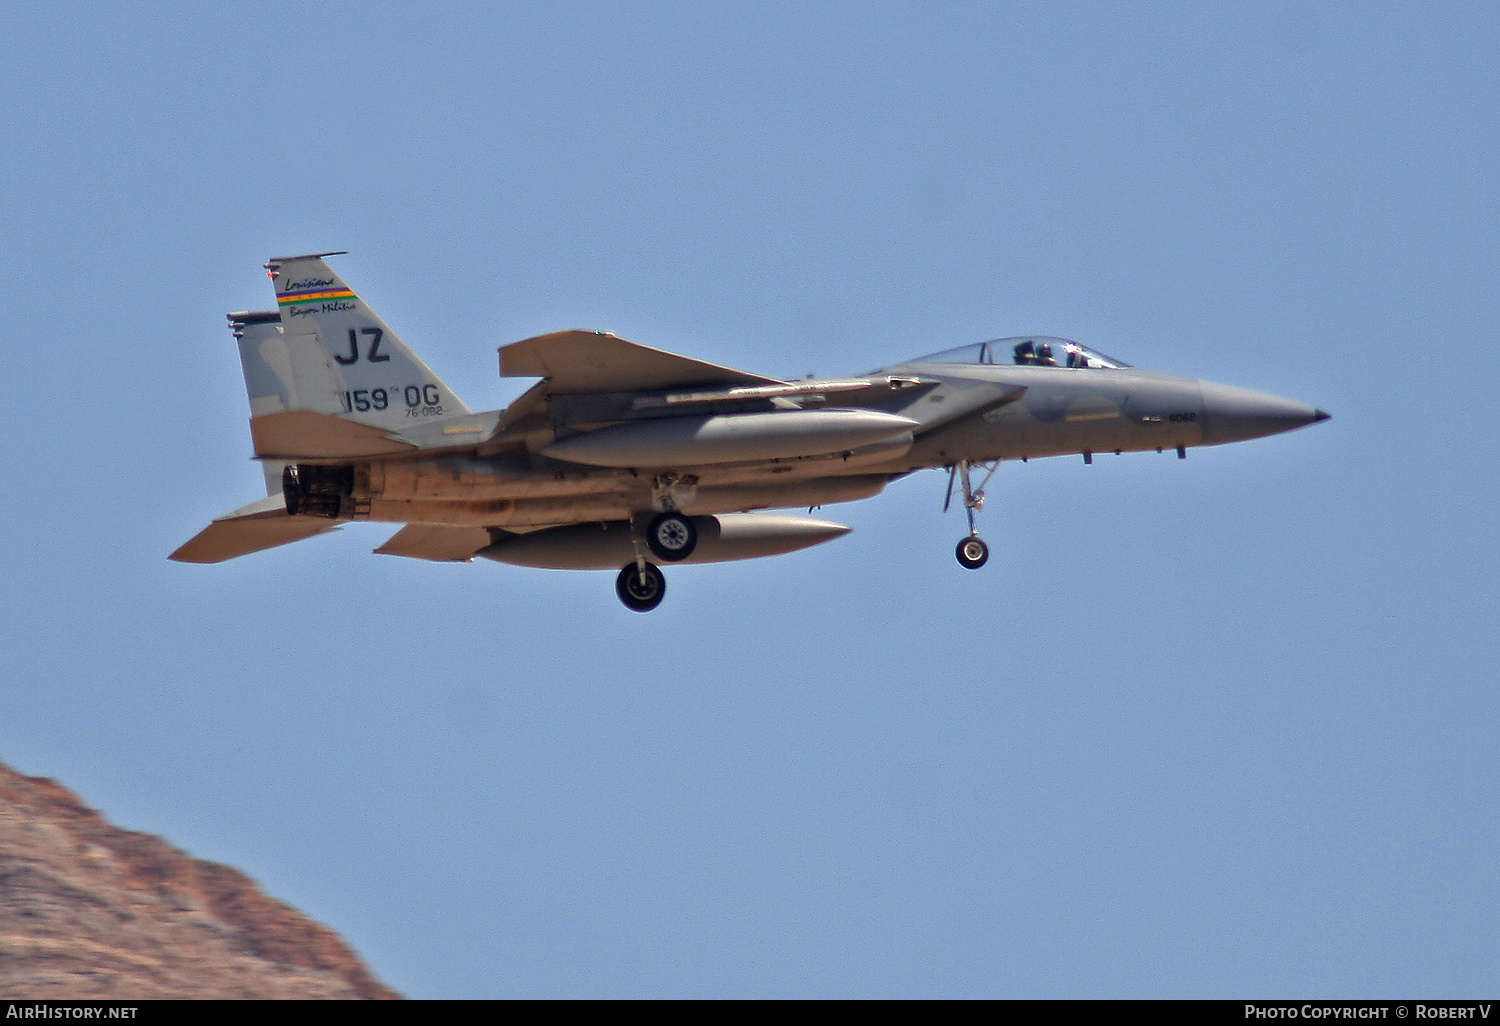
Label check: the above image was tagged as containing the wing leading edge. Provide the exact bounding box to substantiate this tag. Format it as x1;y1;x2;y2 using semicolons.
499;330;784;394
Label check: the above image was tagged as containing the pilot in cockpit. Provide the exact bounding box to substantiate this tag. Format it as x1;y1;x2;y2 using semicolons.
1013;339;1059;367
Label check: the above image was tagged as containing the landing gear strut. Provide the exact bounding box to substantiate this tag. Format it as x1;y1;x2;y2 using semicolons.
616;479;700;609
946;459;997;570
618;512;678;611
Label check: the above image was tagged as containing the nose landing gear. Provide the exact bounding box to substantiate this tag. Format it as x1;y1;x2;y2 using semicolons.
946;459;998;570
956;536;989;570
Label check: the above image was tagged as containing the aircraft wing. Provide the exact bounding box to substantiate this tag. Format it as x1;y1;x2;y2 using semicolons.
169;495;339;563
499;331;784;393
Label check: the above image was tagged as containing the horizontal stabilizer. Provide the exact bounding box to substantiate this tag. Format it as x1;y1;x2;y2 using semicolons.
500;330;783;393
374;524;492;562
169;495;338;563
250;409;419;460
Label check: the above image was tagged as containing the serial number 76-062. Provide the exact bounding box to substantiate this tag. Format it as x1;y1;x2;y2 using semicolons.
341;384;445;417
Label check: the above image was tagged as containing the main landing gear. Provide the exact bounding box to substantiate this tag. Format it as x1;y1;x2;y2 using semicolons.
616;507;697;612
646;511;697;562
946;459;998;570
616;561;667;612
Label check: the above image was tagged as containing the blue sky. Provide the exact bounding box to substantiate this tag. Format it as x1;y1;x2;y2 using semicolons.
2;1;1496;997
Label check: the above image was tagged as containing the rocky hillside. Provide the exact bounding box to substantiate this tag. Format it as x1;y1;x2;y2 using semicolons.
0;760;398;999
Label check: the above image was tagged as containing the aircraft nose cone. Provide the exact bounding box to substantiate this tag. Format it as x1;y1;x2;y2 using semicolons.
1199;381;1330;445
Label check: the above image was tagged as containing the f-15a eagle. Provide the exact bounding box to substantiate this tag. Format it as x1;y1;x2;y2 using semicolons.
172;252;1329;611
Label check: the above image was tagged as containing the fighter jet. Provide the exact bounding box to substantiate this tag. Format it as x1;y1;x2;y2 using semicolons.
172;252;1329;611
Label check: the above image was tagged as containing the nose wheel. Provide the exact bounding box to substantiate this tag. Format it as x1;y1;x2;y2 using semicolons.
956;536;989;569
945;459;998;570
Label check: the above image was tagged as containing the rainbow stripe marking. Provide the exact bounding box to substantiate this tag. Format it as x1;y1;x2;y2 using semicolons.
277;287;357;307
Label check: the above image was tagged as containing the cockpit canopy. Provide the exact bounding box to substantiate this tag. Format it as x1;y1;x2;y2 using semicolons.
918;337;1130;369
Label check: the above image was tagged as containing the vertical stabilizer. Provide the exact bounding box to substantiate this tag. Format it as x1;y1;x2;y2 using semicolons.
259;252;470;435
227;310;295;494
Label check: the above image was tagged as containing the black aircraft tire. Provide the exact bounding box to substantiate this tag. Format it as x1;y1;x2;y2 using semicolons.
616;562;667;612
956;536;989;570
646;512;698;562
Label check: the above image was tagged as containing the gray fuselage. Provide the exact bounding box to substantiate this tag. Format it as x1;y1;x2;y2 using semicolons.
332;353;1324;531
